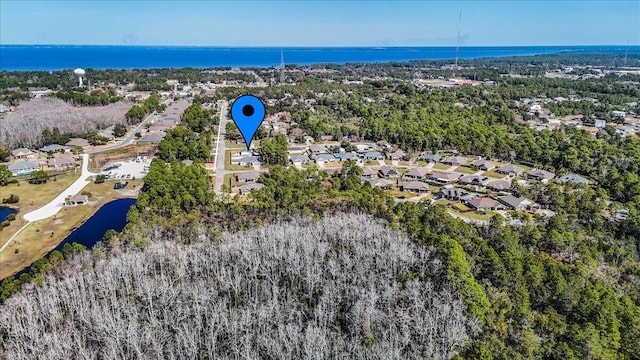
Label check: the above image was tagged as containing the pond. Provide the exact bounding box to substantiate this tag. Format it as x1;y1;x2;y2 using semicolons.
53;198;136;251
0;206;18;223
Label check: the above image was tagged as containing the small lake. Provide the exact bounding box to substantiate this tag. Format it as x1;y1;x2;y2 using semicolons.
0;207;18;222
53;198;136;251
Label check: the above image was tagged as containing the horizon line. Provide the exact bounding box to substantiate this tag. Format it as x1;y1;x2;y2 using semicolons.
1;44;639;48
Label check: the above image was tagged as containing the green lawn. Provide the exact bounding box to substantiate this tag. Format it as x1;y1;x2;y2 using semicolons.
384;189;417;199
433;163;451;170
483;170;506;178
455;166;477;174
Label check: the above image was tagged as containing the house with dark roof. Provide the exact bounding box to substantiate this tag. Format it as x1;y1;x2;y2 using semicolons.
436;186;470;200
236;171;261;183
68;195;88;205
470;159;495;171
458;175;491;186
527;169;555;182
308;144;327;154
403;167;430;181
378;165;399;178
465;197;506;211
496;164;525;177
497;195;540;211
137;134;165;144
402;181;430;193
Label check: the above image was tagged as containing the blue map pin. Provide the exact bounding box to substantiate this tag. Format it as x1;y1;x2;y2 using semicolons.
230;95;265;150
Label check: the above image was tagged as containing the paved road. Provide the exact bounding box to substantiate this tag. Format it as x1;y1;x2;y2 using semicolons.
86;112;156;154
213;100;229;195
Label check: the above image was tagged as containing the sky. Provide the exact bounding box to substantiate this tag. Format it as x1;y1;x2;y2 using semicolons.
1;0;638;46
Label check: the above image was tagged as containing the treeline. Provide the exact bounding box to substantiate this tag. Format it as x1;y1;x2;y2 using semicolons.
54;88;122;106
124;92;165;123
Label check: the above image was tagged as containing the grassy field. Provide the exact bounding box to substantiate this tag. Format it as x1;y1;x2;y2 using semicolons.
384;189;417;198
0;171;82;249
0;179;142;280
449;208;495;222
225;140;246;149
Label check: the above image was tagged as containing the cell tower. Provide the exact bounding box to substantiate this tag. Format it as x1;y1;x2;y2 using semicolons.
280;49;285;84
454;11;462;70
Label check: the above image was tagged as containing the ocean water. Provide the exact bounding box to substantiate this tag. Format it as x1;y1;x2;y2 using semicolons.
0;45;634;71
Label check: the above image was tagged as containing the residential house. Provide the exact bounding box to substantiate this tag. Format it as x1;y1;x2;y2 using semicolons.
368;178;392;189
361;167;377;180
363;151;385;161
403;167;430;181
336;152;359;161
314;153;335;164
355;144;372;153
320;135;333;141
376;140;391;149
470;159;495;171
488;179;512;192
497;195;541;211
429;172;462;185
559;173;589;184
47;156;75;169
323;168;341;178
289;154;310;165
7;161;40;176
402;181;430;194
418;154;442;163
287;147;306;155
466;197;507;211
442;156;468;166
66;138;90;147
308;144;327;155
496;164;525;177
238;183;265;195
39;144;71;154
137;134;165;144
68;195;89;205
236;171;260;183
458;175;491;186
11;148;35;159
388;149;407;161
378;165;399;178
527;169;555;182
239;156;262;166
437;186;470;200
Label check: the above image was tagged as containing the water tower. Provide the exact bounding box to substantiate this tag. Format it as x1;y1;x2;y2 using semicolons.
73;68;86;87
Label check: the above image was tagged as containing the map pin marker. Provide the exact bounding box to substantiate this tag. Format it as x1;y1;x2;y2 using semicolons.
230;95;266;150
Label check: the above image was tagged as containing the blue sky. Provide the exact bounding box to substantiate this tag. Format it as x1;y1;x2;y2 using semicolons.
1;1;638;46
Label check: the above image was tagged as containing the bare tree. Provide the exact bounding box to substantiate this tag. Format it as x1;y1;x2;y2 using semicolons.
0;214;478;359
0;98;131;148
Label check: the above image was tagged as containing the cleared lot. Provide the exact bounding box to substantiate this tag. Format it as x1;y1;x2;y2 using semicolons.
100;157;152;180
